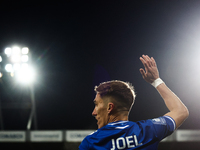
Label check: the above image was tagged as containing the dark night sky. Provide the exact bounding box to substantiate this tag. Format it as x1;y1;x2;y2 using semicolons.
0;0;200;130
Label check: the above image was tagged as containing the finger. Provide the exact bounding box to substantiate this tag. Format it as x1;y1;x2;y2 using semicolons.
151;57;157;67
140;57;149;70
145;55;154;66
142;55;150;60
139;68;146;78
142;55;152;67
139;56;146;65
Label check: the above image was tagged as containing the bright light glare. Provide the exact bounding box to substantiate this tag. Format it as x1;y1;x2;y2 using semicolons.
0;72;3;78
0;56;2;62
11;55;20;62
10;72;14;77
22;47;29;54
21;55;29;62
12;47;20;54
13;63;21;70
16;67;36;84
5;64;13;72
21;63;29;69
5;47;12;56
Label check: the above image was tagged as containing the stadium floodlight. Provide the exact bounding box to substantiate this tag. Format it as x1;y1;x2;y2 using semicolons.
22;47;29;54
1;45;38;130
16;66;36;84
4;46;31;74
5;64;13;72
12;46;21;54
21;63;29;69
3;46;37;85
5;47;12;56
21;55;29;62
11;55;21;63
0;72;2;78
13;63;21;71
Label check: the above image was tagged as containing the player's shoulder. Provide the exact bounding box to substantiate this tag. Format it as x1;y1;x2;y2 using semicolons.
87;121;134;136
137;116;174;124
84;121;133;140
137;116;176;132
150;116;175;128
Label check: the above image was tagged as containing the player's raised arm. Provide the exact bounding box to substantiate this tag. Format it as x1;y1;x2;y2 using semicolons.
139;55;189;130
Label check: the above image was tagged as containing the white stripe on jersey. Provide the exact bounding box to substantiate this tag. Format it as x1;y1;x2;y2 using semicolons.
109;121;128;126
115;125;129;129
164;116;176;131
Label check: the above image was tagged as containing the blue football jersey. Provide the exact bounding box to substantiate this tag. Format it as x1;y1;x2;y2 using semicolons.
79;116;175;150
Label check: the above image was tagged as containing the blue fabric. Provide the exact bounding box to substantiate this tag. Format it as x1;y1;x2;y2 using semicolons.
79;116;175;150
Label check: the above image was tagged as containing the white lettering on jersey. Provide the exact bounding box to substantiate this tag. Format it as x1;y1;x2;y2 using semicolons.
126;136;135;148
111;139;116;150
110;135;142;150
116;137;126;149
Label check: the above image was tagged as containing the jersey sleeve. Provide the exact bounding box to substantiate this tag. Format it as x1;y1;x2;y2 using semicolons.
79;137;89;150
150;116;176;141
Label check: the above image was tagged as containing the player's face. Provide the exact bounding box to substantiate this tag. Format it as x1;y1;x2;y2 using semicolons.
92;93;109;129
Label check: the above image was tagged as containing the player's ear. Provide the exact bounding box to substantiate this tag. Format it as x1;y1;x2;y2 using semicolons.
107;102;114;114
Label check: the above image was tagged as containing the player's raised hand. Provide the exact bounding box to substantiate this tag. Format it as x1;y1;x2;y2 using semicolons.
139;55;159;83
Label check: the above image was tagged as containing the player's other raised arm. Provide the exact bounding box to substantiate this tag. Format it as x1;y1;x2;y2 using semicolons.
139;55;189;130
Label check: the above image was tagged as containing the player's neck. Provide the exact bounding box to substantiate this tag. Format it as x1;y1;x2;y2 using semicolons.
108;111;129;123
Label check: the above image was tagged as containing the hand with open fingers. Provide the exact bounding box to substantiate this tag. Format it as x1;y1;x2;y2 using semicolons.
139;55;159;83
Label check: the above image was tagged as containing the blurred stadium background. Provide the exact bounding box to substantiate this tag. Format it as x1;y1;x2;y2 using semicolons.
1;0;200;149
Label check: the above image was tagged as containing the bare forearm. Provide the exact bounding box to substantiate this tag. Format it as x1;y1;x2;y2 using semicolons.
156;82;189;129
157;83;184;111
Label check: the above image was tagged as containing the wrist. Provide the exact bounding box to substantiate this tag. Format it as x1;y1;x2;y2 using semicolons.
151;78;164;88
